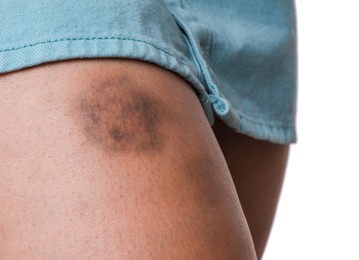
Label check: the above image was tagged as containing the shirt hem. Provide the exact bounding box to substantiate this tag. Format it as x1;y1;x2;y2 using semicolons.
0;37;296;144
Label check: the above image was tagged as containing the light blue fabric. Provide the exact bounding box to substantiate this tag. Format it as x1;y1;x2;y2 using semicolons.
0;0;297;144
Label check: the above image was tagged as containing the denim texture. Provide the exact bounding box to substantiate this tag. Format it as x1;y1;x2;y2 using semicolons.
0;0;297;144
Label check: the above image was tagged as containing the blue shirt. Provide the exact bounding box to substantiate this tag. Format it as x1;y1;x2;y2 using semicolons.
0;0;297;143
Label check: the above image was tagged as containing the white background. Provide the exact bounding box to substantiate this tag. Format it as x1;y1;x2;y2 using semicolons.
264;1;359;259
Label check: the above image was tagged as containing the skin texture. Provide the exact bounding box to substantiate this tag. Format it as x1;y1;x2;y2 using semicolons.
0;59;258;259
73;75;164;154
212;119;290;259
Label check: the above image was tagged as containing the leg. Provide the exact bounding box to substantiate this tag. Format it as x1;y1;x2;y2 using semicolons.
212;117;290;259
0;59;257;259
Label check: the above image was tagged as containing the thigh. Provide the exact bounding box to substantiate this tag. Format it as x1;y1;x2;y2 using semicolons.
0;59;257;259
212;117;289;260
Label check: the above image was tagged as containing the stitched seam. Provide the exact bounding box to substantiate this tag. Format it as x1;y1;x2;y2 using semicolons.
0;36;201;74
238;114;295;128
182;0;213;57
0;36;182;62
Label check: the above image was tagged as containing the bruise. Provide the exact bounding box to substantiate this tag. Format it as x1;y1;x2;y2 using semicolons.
73;75;164;155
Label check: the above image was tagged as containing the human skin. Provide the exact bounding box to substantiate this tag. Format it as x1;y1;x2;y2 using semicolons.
212;119;289;259
0;59;259;259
